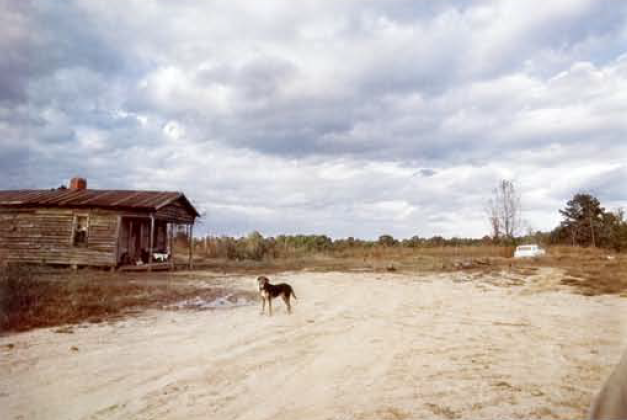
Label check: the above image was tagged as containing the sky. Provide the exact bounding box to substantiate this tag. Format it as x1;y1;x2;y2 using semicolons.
1;0;626;239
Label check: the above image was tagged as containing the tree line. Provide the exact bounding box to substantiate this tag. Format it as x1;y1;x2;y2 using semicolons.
182;232;512;261
175;185;626;261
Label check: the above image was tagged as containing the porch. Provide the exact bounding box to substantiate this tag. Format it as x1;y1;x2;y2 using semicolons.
117;216;194;269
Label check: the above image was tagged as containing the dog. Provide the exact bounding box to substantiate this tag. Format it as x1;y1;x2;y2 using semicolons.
257;276;297;316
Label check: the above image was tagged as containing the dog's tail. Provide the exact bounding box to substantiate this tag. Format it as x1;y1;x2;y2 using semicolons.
291;288;297;299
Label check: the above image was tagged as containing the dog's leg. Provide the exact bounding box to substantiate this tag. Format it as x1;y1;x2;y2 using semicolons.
260;297;266;315
282;294;291;314
268;298;273;316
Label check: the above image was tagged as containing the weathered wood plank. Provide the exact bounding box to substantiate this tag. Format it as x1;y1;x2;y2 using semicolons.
155;201;196;223
0;204;194;267
0;207;117;266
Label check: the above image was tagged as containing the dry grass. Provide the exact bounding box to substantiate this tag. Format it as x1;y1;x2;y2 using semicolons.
0;265;256;333
193;245;515;273
546;246;627;296
194;244;627;296
464;245;627;296
1;244;624;333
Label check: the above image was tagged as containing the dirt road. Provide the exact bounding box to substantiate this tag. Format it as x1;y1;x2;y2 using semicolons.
1;270;626;419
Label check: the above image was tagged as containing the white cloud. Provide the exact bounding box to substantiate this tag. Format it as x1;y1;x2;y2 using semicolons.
162;121;186;142
1;0;626;238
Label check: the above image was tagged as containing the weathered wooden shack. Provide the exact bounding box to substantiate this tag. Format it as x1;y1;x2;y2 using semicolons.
0;178;199;269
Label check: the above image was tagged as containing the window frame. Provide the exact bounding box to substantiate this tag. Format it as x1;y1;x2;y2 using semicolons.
72;214;90;247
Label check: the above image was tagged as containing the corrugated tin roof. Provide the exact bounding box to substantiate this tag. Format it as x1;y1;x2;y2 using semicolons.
0;189;200;217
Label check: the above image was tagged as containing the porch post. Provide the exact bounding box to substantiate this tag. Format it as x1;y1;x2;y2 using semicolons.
188;224;194;269
148;215;155;270
169;223;174;270
114;215;122;269
129;220;134;260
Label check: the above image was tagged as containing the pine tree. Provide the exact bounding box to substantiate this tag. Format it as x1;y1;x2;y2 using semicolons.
558;193;605;247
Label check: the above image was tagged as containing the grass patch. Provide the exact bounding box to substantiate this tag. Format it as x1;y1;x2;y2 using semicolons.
545;247;627;295
194;245;627;296
192;246;515;274
0;265;256;333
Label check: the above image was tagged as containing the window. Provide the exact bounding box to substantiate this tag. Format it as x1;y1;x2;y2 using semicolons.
73;215;89;247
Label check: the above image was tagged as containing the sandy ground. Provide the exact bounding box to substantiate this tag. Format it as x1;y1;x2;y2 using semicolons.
1;269;626;419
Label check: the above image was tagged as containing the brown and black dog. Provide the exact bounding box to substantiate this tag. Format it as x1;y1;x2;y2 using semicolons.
257;276;297;316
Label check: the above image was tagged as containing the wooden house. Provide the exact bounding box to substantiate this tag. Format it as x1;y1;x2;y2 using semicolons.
0;178;199;269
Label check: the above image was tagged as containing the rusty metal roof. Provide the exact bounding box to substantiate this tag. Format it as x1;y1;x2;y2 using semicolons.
0;189;200;217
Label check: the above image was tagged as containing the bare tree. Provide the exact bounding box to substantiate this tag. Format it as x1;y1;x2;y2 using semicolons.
485;180;522;240
484;198;501;240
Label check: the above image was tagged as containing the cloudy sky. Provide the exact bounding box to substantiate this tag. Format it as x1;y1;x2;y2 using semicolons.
1;0;626;239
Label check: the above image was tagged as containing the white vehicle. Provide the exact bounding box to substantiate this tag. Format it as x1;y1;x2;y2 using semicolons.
514;244;546;258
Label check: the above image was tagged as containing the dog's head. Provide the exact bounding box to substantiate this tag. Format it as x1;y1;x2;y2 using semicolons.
257;276;269;291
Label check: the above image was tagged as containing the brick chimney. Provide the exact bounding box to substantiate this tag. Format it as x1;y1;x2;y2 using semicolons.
69;177;87;190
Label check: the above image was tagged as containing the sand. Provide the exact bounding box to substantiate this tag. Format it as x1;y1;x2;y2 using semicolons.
1;269;626;419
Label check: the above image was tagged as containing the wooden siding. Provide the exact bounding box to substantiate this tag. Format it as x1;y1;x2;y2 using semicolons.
0;208;120;266
155;200;195;224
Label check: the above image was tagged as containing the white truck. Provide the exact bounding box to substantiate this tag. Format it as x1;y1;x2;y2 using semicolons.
514;244;546;258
